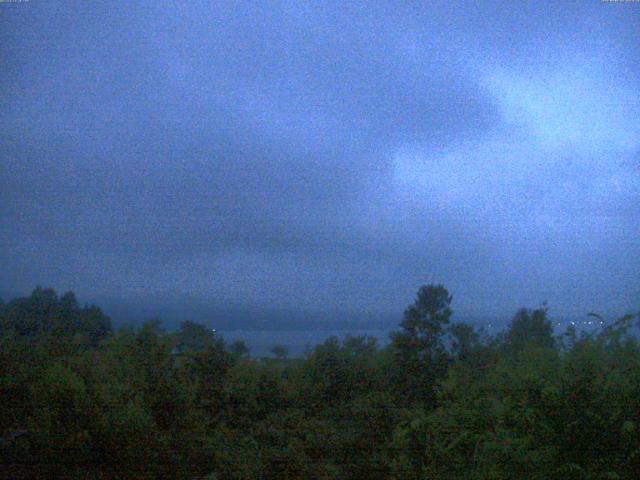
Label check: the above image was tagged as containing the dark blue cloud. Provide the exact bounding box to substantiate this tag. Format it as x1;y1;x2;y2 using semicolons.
1;1;639;320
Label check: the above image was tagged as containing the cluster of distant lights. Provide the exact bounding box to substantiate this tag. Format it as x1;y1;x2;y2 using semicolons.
211;323;608;332
484;320;606;329
212;323;609;331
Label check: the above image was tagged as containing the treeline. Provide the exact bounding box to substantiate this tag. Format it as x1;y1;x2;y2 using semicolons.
0;285;639;479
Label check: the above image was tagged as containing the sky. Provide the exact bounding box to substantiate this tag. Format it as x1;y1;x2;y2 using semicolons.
1;1;639;326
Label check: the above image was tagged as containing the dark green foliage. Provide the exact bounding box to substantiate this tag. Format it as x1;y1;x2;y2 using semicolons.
175;320;217;353
185;340;232;424
0;287;111;344
448;321;482;362
505;305;555;351
271;344;289;359
228;339;250;359
391;284;453;405
1;285;639;479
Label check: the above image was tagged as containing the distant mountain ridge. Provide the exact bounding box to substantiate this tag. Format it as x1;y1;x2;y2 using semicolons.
1;289;625;333
98;297;606;333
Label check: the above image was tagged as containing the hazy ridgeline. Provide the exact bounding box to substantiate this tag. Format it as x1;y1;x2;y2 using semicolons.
1;285;639;479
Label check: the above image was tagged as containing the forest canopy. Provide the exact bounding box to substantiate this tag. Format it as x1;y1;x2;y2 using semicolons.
1;285;639;479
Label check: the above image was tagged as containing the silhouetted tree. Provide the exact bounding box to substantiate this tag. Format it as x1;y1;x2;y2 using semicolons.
229;339;250;359
176;320;216;353
271;344;289;360
0;287;111;344
391;284;452;405
505;305;554;351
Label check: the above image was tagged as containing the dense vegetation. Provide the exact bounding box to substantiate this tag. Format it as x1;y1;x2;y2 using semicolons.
1;285;639;479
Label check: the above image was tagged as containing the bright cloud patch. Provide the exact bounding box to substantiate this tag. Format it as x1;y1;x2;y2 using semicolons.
483;63;640;154
392;56;640;229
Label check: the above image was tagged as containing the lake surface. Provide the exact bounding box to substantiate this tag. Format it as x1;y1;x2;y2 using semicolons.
219;329;392;358
220;318;610;358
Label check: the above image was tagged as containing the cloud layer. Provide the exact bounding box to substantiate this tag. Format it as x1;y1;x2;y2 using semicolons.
1;1;639;320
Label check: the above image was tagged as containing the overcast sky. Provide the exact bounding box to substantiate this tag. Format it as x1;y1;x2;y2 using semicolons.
1;1;639;323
